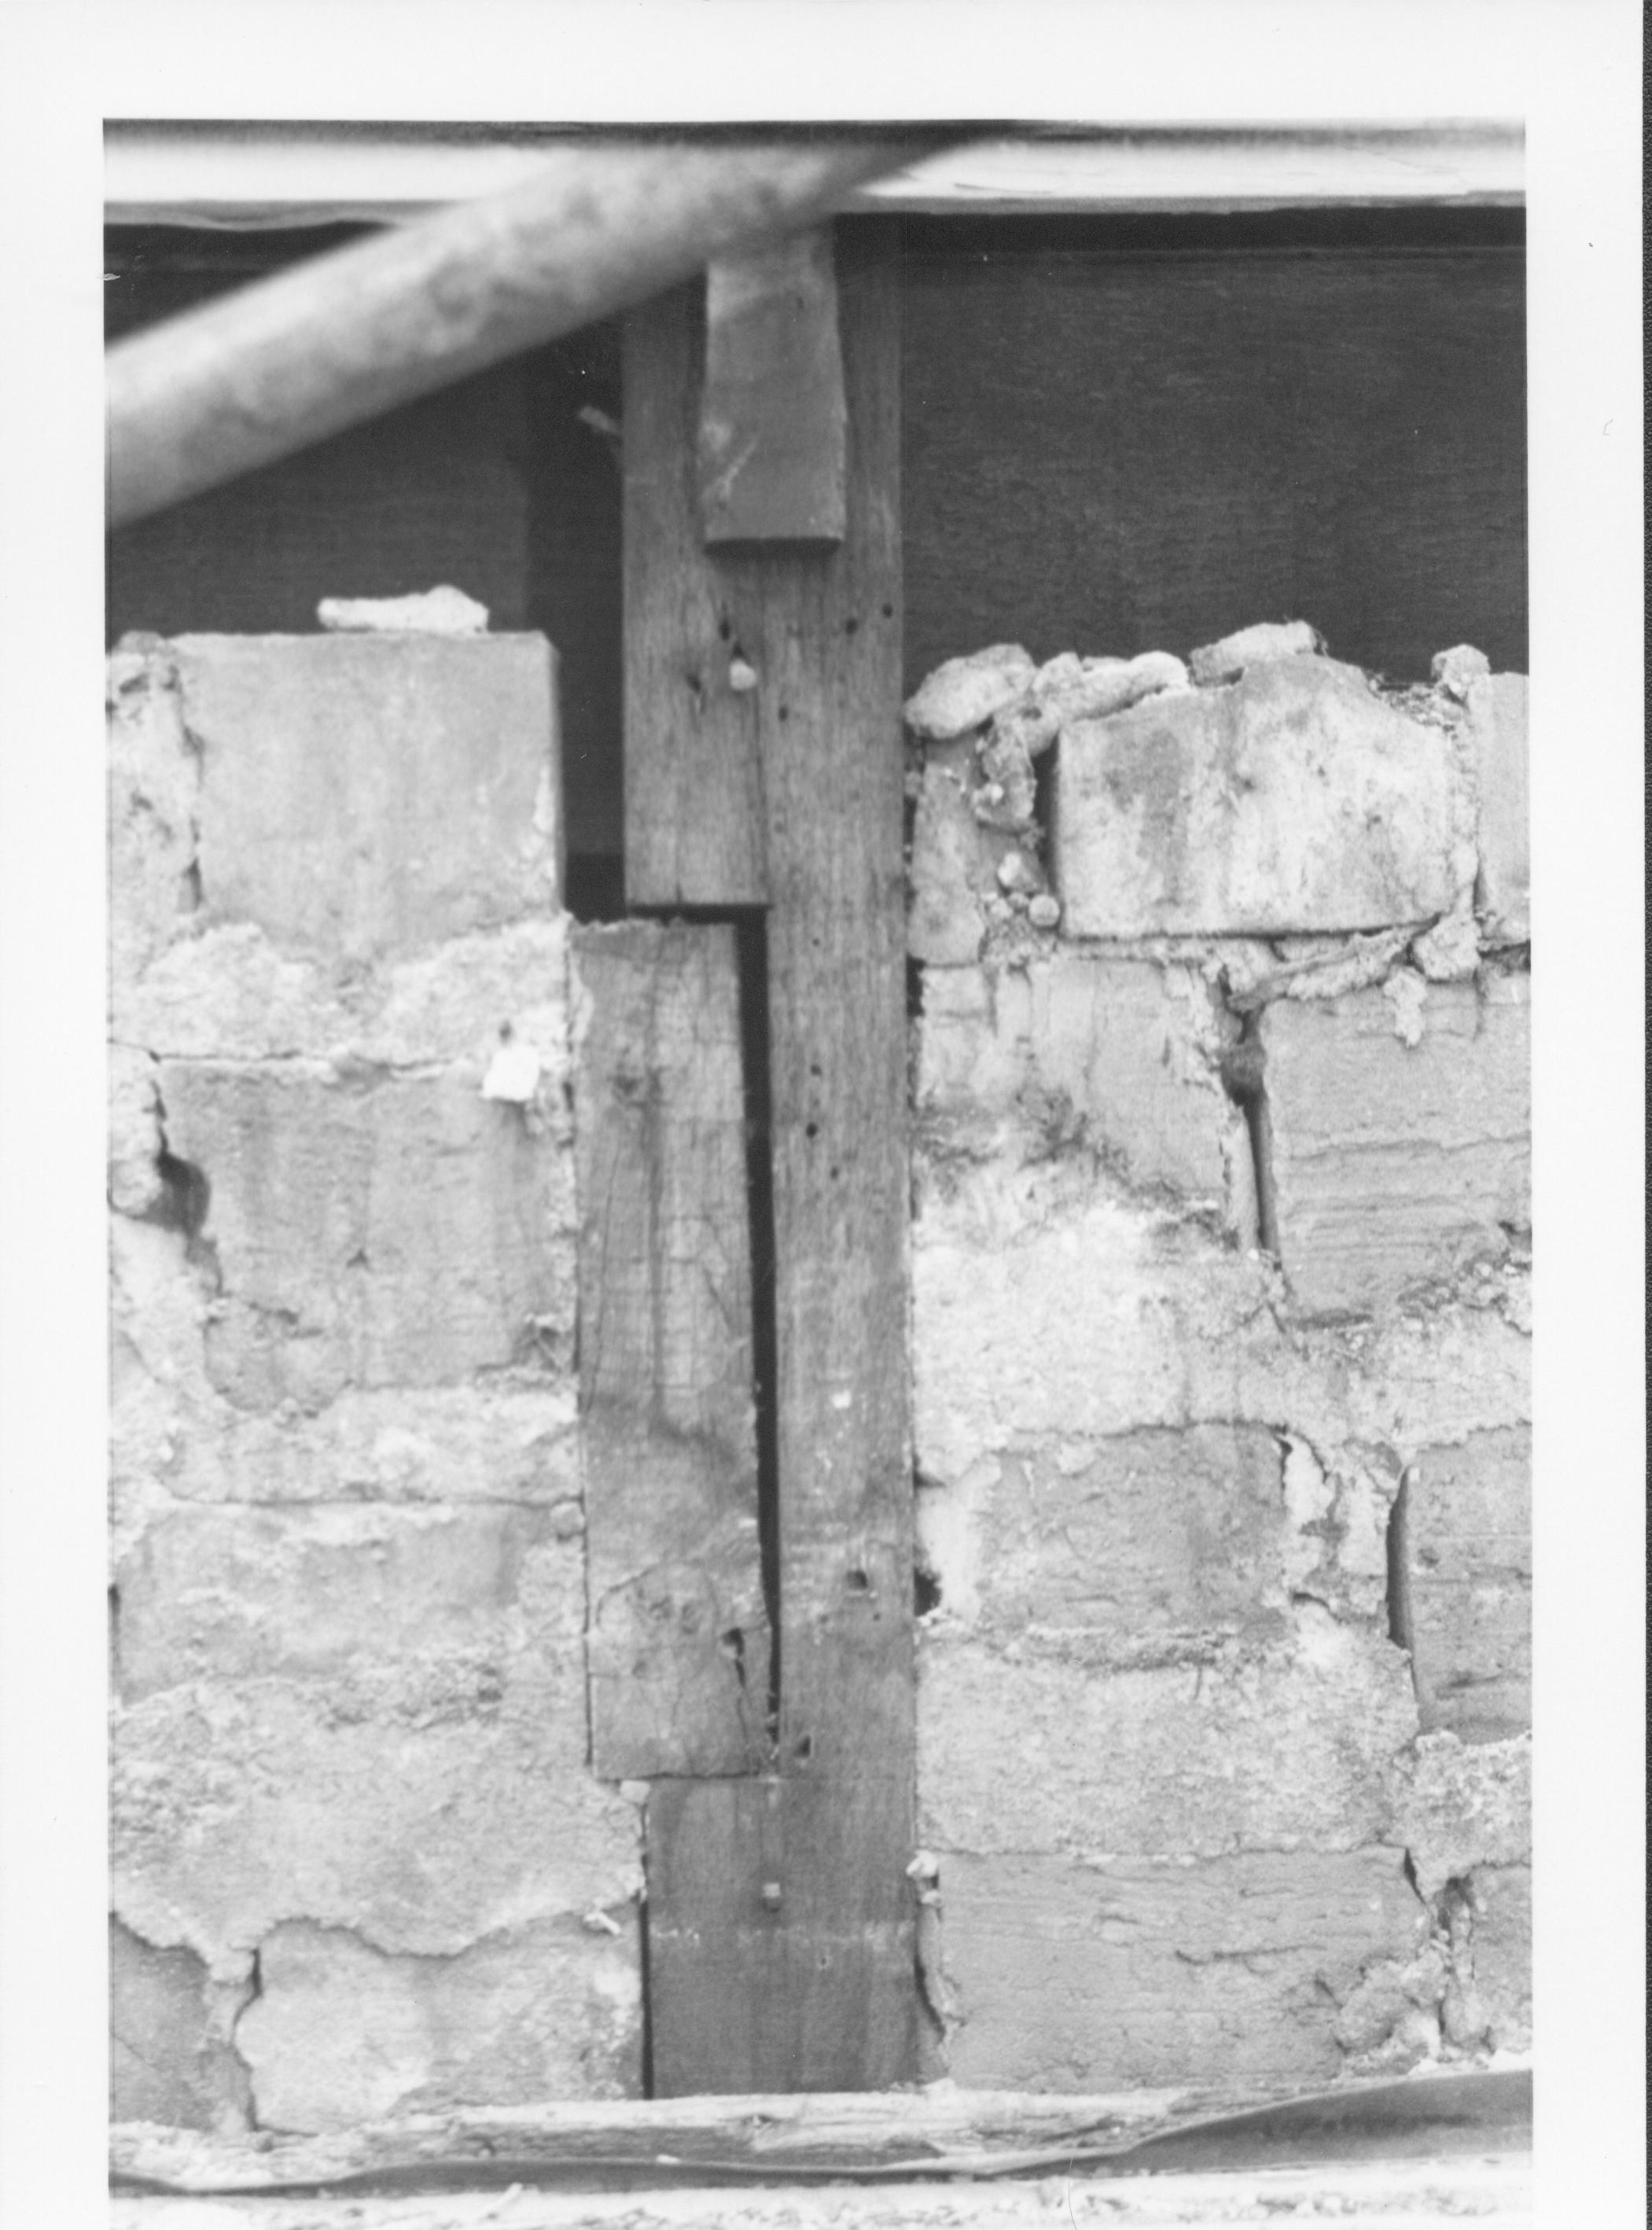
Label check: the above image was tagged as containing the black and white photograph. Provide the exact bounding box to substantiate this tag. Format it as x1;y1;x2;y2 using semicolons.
0;5;1641;2224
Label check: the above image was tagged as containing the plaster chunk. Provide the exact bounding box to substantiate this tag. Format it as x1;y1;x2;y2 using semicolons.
1188;618;1323;684
109;1043;167;1219
316;584;491;635
1052;654;1470;937
903;644;1036;740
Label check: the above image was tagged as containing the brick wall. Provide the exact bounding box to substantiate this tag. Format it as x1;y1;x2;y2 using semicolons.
108;635;641;2134
907;622;1530;2088
109;615;1531;2128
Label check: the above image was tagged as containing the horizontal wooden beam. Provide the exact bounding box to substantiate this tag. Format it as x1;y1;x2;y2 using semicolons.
104;123;1525;231
105;135;951;527
110;2066;1531;2195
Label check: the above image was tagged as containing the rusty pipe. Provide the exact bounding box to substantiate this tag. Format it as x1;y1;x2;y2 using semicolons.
106;133;956;528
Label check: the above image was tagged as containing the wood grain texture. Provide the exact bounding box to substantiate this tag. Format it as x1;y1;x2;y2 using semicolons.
646;1775;920;2098
699;230;847;544
622;283;769;905
636;222;921;2095
572;922;770;1778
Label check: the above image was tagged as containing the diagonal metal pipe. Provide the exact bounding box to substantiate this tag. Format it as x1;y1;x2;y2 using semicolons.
106;131;962;529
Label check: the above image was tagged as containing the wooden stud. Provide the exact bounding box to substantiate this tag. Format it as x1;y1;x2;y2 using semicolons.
699;230;847;545
636;221;922;2095
573;922;770;1779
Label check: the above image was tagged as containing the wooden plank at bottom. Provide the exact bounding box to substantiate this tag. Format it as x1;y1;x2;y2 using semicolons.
646;1775;921;2097
572;922;770;1779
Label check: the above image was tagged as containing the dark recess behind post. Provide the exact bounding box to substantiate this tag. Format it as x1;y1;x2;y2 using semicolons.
105;207;1525;904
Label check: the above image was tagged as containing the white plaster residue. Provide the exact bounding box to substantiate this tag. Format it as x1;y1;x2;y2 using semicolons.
317;585;490;635
1382;968;1429;1047
481;1035;543;1103
914;1456;999;1625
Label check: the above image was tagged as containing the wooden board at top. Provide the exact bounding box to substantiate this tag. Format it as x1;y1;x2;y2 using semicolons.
699;230;847;545
572;921;770;1779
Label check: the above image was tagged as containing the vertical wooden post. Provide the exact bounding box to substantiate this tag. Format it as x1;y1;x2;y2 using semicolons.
630;221;921;2092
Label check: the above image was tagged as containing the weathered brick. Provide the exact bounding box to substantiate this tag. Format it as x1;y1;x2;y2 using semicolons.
167;1382;582;1507
1264;974;1530;1318
236;1917;640;2130
1468;673;1529;942
913;1151;1529;1488
115;1503;570;1701
109;1918;252;2130
918;1610;1418;1860
111;1513;638;1972
108;646;201;988
1390;1731;1531;1899
1408;1427;1530;1742
907;742;1003;965
109;1042;167;1219
117;916;571;1070
1052;655;1471;936
159;1059;576;1407
174;633;561;962
916;953;1251;1219
1466;1863;1531;2052
936;1847;1424;2092
915;1426;1288;1647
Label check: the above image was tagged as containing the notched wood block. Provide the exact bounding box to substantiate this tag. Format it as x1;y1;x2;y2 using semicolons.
699;229;847;546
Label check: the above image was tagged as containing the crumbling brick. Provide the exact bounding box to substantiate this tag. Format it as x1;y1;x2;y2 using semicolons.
915;1427;1288;1646
1464;1862;1532;2052
1390;1730;1531;1900
907;741;1005;965
1407;1427;1531;1743
903;643;1036;740
109;1485;642;2102
1188;619;1324;685
109;1918;253;2131
1052;655;1472;937
936;1846;1424;2092
114;1503;567;1701
1263;974;1530;1319
116;916;572;1070
235;1917;639;2132
918;1610;1418;1861
1468;673;1530;943
915;954;1251;1222
158;1059;576;1408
